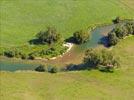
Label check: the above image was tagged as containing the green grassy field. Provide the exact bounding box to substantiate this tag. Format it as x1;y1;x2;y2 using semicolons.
0;0;134;99
0;35;134;100
0;0;134;47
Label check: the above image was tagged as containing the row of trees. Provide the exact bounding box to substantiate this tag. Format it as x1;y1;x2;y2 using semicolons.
108;21;134;46
36;27;90;45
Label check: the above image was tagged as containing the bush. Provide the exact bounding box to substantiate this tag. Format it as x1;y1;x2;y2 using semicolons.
125;22;134;35
84;49;119;68
98;65;114;72
21;54;28;59
49;67;58;73
114;25;128;39
73;30;90;44
36;27;62;44
28;54;35;60
113;16;121;24
4;49;22;58
108;31;118;46
4;50;15;57
35;65;46;72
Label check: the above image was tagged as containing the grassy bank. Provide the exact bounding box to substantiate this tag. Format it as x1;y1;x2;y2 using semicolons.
0;33;134;100
1;69;134;100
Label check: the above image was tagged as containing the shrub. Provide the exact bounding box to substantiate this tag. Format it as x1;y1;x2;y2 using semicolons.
84;49;119;68
113;16;121;24
28;54;35;60
125;22;134;35
49;67;58;73
73;30;90;44
108;31;118;46
35;65;46;72
114;25;128;39
36;27;62;44
4;49;22;58
98;65;114;72
4;50;15;57
21;54;28;59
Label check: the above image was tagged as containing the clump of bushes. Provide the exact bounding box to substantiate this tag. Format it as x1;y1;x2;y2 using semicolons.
35;65;46;72
84;49;119;72
36;27;62;44
108;31;119;46
49;67;58;73
113;16;121;24
73;30;90;44
35;65;58;73
4;49;22;58
108;21;134;46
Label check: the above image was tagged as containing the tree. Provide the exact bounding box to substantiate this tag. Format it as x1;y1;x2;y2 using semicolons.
83;49;119;68
125;22;134;35
49;67;58;73
36;27;61;44
114;25;128;39
108;31;118;46
35;65;46;72
73;30;90;44
113;16;121;24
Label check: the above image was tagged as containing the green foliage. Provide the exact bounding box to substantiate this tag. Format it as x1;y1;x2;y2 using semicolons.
98;65;114;72
21;54;28;59
28;54;35;60
108;31;118;46
35;65;46;72
73;30;90;44
114;25;128;39
4;49;22;58
113;16;121;24
125;22;134;35
49;67;58;73
84;49;119;69
36;27;62;44
108;21;134;46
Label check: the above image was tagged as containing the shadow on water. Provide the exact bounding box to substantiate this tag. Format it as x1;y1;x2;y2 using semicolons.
99;36;109;47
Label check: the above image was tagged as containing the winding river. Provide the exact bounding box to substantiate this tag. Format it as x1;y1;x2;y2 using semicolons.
0;24;115;71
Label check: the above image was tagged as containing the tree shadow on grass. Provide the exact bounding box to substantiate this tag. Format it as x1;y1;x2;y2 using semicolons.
28;39;47;45
63;63;97;71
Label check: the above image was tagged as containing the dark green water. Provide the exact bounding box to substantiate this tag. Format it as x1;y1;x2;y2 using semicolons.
0;24;114;71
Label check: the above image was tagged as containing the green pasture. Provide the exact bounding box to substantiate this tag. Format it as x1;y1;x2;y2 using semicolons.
0;32;134;100
0;0;134;47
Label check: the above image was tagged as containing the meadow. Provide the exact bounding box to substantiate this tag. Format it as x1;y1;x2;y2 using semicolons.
1;35;134;100
0;0;134;99
0;0;134;47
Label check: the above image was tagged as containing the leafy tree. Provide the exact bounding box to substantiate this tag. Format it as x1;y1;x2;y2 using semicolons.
108;31;118;46
36;27;61;44
114;25;128;39
83;49;119;68
125;22;134;35
35;65;46;72
113;16;121;24
49;67;58;73
73;30;90;44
